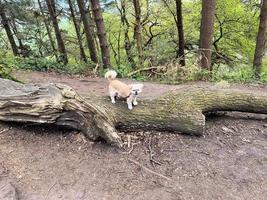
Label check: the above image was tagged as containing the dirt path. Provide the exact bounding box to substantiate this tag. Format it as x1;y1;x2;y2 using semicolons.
0;71;267;200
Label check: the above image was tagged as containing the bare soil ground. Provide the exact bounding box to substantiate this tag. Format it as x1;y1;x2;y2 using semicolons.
0;71;267;200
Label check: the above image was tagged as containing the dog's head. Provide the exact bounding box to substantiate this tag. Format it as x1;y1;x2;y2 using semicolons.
129;83;144;96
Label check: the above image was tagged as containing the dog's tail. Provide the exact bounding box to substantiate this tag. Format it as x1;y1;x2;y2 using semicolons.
105;70;117;82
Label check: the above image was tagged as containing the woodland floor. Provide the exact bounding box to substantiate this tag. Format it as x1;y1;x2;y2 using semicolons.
0;70;267;200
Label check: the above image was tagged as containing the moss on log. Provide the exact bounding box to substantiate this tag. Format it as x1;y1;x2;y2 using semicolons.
0;78;266;147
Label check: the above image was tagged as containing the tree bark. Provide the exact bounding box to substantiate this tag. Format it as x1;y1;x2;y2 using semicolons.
45;0;68;64
1;78;267;147
90;0;111;68
133;0;144;67
175;0;185;66
77;0;98;63
253;0;267;76
68;0;87;63
0;5;18;56
37;0;57;58
199;0;216;70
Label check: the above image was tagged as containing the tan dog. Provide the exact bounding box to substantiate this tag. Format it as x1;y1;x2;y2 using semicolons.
105;70;143;110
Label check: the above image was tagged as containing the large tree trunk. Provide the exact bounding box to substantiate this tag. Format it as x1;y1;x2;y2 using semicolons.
77;0;98;63
68;0;87;63
253;0;267;76
37;0;57;58
45;0;68;64
0;6;18;56
199;0;216;70
0;78;267;147
90;0;111;68
175;0;185;66
133;0;144;67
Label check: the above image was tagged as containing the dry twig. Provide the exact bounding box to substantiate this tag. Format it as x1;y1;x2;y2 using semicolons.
0;128;9;134
45;181;57;200
127;66;159;77
128;158;172;181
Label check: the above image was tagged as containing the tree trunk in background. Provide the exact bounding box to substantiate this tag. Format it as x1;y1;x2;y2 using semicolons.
68;0;87;62
120;0;135;67
77;0;98;64
37;0;57;58
45;0;68;64
90;0;111;68
91;0;110;68
133;0;143;67
10;17;30;57
199;0;215;70
0;6;18;56
10;18;23;47
175;0;185;66
253;0;267;77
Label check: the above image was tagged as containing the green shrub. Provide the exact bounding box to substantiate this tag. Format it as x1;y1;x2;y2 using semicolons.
66;57;95;74
14;56;95;74
212;64;254;83
260;59;267;83
0;50;17;81
14;57;65;72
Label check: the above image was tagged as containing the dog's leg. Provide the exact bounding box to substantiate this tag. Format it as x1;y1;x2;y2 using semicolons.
126;98;133;110
110;92;116;104
133;96;138;106
111;96;116;104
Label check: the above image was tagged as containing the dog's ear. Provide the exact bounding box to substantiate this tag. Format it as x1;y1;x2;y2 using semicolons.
137;83;144;91
137;84;144;92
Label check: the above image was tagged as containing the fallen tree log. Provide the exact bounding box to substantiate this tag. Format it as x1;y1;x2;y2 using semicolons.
0;78;266;147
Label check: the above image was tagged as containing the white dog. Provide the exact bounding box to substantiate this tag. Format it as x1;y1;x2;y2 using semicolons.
105;70;143;110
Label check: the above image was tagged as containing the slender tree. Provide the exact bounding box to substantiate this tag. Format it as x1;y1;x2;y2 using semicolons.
199;0;216;70
116;0;135;67
175;0;185;66
133;0;143;67
0;4;18;56
68;0;87;62
37;0;57;58
77;0;98;63
45;0;68;64
253;0;267;76
10;16;31;57
90;0;111;68
10;18;23;48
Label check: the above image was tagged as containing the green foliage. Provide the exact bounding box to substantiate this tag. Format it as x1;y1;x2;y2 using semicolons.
14;57;65;72
0;50;16;80
0;50;15;67
13;55;94;75
66;57;95;74
0;51;22;82
260;59;267;83
212;64;254;82
211;63;267;84
213;0;259;62
0;64;13;79
0;0;266;85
